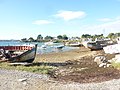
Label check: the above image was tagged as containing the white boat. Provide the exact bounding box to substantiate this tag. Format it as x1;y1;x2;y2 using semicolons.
44;42;54;46
66;42;82;47
68;43;82;47
41;45;47;49
55;45;64;49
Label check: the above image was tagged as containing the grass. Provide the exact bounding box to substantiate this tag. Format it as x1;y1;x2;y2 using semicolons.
111;61;120;69
0;62;56;74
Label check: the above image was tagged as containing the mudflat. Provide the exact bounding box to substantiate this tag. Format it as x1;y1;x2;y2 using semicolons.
35;47;92;63
35;47;120;84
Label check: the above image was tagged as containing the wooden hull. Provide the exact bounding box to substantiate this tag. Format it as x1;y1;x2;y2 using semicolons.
8;44;37;63
87;42;103;51
0;46;33;51
88;46;103;51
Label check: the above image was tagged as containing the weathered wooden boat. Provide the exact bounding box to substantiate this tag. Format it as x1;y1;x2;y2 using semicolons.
0;44;37;63
0;44;34;51
87;42;103;51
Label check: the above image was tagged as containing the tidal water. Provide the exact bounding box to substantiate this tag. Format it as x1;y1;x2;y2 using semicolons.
0;40;79;54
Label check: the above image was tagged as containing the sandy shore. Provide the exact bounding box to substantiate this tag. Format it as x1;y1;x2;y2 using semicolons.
35;47;93;63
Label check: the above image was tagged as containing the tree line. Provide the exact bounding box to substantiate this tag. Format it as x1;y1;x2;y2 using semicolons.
21;34;68;42
21;32;120;42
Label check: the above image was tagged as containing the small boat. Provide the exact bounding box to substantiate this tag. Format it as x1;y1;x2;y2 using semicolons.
87;42;103;51
55;45;64;49
44;41;54;46
67;43;82;47
0;44;37;63
41;45;47;49
66;42;83;47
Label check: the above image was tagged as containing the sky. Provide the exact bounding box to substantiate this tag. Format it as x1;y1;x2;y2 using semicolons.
0;0;120;40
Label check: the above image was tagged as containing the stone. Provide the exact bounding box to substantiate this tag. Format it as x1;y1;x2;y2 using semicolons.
94;56;106;64
18;78;27;82
99;63;106;67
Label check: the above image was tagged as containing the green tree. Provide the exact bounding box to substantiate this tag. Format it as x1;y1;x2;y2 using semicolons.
44;36;53;40
107;33;115;39
57;35;63;39
115;33;120;37
21;38;27;42
81;34;91;38
62;34;68;40
37;34;43;41
28;37;34;42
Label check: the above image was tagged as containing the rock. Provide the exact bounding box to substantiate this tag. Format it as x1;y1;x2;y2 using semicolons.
115;54;120;63
22;81;27;85
103;44;120;54
106;64;111;67
18;78;27;82
109;54;120;63
99;63;106;67
108;59;112;63
94;56;106;65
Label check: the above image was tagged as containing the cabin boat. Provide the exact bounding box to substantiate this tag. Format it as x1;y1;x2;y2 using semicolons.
87;42;103;51
0;44;37;63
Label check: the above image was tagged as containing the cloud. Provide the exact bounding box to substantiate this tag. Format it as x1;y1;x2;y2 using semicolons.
96;17;120;31
55;10;86;21
115;16;120;20
81;17;120;36
32;20;54;25
97;18;112;22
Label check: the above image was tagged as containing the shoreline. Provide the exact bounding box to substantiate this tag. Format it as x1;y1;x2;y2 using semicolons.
1;47;120;90
35;47;93;63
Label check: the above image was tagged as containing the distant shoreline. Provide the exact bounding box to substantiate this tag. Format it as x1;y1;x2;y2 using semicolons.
0;40;20;41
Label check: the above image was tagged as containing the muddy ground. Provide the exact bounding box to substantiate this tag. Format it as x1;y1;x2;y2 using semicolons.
35;47;120;83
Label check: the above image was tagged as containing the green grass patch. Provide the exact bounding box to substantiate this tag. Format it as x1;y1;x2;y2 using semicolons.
111;61;120;69
0;62;56;74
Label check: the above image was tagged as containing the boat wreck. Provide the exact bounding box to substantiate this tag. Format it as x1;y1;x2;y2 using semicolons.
83;39;114;51
0;44;37;63
94;38;120;68
87;42;103;51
